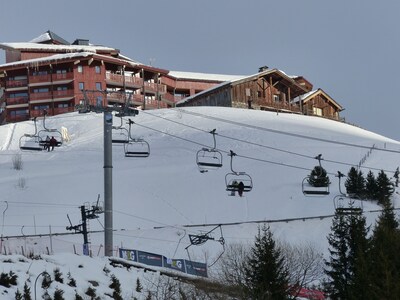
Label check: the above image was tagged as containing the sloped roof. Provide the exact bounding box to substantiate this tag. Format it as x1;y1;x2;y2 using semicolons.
0;42;117;54
0;52;141;71
168;70;245;82
29;30;70;45
300;88;343;110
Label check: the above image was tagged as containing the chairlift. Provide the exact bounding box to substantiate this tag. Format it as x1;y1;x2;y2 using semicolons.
333;171;363;215
302;154;330;196
112;115;129;144
38;110;63;148
333;195;363;215
19;117;43;151
124;119;150;157
225;150;253;196
196;129;223;172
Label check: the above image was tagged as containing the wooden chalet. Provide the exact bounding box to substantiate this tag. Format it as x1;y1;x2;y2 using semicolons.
177;67;343;120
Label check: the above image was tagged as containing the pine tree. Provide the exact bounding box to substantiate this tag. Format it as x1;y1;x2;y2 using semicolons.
325;208;370;299
394;167;399;187
376;170;394;205
365;170;378;200
243;224;289;299
23;282;32;300
345;167;365;198
369;198;400;298
135;278;143;293
15;288;23;300
308;165;330;187
109;274;123;300
54;288;65;300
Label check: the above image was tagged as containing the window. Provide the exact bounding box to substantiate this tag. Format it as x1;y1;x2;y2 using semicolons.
78;65;83;73
33;105;50;110
96;82;102;91
95;66;101;74
56;69;67;74
33;88;49;93
10;109;29;117
32;71;48;76
313;107;323;116
56;86;67;91
79;82;85;91
57;103;68;108
10;92;28;98
273;94;280;102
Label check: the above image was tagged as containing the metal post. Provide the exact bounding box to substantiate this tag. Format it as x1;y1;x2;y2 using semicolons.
104;112;113;256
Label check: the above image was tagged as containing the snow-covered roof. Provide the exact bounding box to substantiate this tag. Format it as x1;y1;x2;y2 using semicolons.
0;51;141;69
0;42;116;53
168;70;246;82
29;31;70;45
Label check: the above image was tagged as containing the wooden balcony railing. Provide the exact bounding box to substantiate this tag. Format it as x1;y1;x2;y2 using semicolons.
106;73;167;94
6;97;29;106
29;72;74;84
6;114;30;122
30;90;74;101
6;79;28;88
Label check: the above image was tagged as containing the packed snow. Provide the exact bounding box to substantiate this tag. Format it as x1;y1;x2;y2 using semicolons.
0;107;399;298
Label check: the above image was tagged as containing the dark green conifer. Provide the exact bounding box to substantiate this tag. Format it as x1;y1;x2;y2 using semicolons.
243;224;289;299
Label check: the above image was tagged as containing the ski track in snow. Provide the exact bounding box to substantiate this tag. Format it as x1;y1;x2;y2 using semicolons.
1;123;16;151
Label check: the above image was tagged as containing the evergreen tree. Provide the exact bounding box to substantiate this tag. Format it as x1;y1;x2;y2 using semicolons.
243;224;289;299
54;288;65;300
109;274;123;300
135;278;143;293
325;208;371;299
23;282;32;300
394;167;399;187
15;288;23;300
308;166;330;187
345;167;365;198
365;170;378;200
376;170;394;205
369;198;400;298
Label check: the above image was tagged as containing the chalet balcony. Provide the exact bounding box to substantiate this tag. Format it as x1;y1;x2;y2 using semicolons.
6;96;29;106
30;106;75;117
30;90;74;101
107;92;143;105
259;101;302;114
6;114;29;122
29;72;74;85
6;79;28;89
162;93;184;105
106;73;166;94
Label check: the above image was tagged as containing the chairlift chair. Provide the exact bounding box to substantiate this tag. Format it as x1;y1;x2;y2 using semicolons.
124;119;150;157
333;195;363;215
196;129;223;172
19;117;43;151
302;154;330;196
37;110;63;148
225;150;253;195
112;115;129;144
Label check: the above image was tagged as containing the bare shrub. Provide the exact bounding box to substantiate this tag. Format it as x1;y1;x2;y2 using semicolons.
16;177;27;190
12;153;23;170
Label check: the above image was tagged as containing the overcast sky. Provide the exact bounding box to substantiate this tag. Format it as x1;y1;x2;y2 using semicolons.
1;0;400;141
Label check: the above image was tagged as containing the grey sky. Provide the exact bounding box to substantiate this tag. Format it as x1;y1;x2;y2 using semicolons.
1;0;400;141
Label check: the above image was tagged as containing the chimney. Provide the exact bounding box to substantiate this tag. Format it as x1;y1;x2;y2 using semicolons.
258;66;269;73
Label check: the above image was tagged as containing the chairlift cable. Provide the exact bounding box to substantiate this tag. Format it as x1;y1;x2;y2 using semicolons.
174;109;400;154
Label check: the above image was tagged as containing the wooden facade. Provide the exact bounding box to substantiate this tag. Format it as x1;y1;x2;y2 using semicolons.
177;69;343;121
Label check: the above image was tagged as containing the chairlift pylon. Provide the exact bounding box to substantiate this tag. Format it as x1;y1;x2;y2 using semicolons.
19;117;43;151
196;129;223;172
124;119;150;157
225;150;253;196
185;225;225;268
38;110;63;148
302;154;330;196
